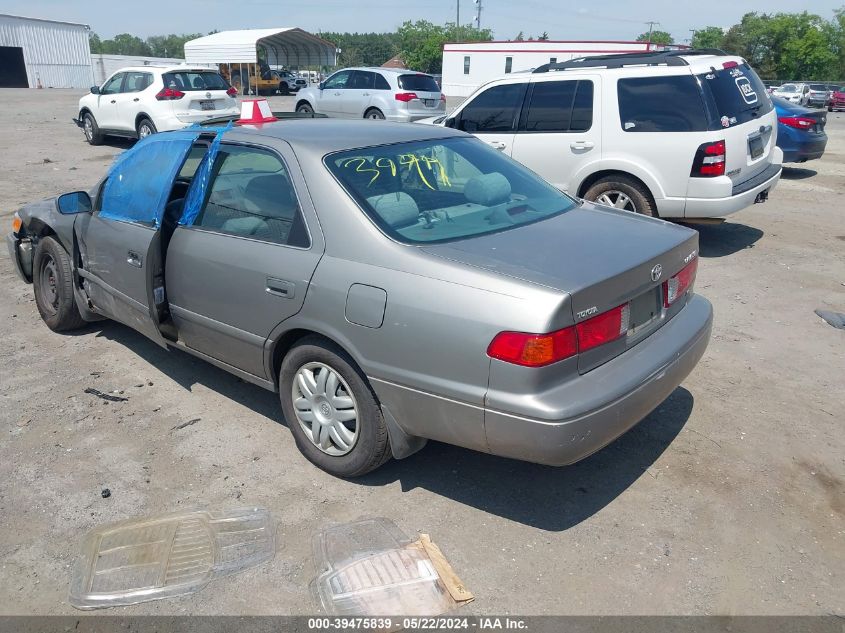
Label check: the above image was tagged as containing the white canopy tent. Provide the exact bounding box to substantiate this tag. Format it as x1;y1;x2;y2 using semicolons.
184;27;337;69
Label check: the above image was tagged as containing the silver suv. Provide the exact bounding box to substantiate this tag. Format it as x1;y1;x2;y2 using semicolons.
295;67;445;122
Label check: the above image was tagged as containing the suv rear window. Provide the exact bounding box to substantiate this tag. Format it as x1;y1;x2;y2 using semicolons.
617;75;708;132
163;71;228;91
398;74;440;92
697;63;772;126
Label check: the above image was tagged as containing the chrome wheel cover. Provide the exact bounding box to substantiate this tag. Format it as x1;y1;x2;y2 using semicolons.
595;190;636;212
292;362;359;456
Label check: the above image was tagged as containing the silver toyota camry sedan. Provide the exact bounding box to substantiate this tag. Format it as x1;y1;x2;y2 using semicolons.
7;119;712;477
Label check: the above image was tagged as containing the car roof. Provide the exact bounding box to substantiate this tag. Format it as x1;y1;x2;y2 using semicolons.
344;66;429;76
222;119;466;156
113;66;218;74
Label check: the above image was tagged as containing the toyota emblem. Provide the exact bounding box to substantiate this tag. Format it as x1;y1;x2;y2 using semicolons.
205;92;211;99
651;264;663;282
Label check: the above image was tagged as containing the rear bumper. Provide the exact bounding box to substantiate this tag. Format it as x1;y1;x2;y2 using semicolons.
780;136;828;163
483;294;713;466
386;110;447;123
684;160;782;218
169;108;241;129
6;232;32;283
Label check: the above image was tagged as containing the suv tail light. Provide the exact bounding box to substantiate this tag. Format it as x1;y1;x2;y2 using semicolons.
691;140;726;177
778;115;815;130
395;92;418;102
155;87;185;101
663;258;698;308
439;93;447;102
226;86;239;97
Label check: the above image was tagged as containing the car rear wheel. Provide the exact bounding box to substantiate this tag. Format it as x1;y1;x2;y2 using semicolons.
136;118;157;139
279;82;290;95
32;236;86;332
365;108;385;120
82;112;103;145
584;175;656;217
296;102;314;114
279;336;391;477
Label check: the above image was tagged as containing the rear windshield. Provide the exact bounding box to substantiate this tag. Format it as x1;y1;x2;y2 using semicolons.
163;71;229;91
326;137;577;245
809;84;827;90
397;74;440;92
697;63;773;126
778;84;799;92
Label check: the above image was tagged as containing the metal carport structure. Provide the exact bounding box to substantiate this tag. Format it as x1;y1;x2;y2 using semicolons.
185;28;337;93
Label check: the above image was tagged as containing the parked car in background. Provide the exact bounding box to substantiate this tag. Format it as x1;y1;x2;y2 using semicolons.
276;70;308;94
75;66;239;144
295;67;446;121
420;50;782;219
7;119;712;477
772;82;809;105
806;84;831;108
772;96;827;163
827;86;845;111
763;80;781;94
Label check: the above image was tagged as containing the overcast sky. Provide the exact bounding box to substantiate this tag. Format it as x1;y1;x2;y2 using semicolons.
2;0;842;42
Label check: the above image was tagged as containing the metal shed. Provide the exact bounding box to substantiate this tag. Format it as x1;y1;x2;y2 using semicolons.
184;28;337;69
0;13;92;89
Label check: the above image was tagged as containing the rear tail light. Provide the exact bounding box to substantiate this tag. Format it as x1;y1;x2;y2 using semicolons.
439;93;447;102
226;86;239;97
691;140;726;177
155;87;184;101
12;212;22;234
778;115;815;130
663;258;698;308
488;303;630;367
487;328;578;367
395;92;418;102
576;304;630;353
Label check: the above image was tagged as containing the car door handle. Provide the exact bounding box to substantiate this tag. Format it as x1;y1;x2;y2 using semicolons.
487;141;507;151
110;99;116;104
126;251;142;268
570;141;594;150
266;277;295;299
362;92;370;96
133;97;140;102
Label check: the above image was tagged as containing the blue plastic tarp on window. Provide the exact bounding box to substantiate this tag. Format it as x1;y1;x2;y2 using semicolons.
99;129;202;227
179;123;232;227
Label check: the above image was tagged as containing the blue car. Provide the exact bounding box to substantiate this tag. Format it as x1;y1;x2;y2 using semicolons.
772;95;828;163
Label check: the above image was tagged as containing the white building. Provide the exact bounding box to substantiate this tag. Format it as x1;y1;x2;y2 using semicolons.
0;13;92;89
442;40;676;97
90;54;215;85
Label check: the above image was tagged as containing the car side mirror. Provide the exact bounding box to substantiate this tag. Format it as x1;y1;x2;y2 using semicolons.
318;82;325;90
57;191;93;215
444;117;456;129
90;86;100;95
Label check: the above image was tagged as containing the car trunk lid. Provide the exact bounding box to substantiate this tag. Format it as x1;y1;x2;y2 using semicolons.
161;70;238;123
397;73;444;114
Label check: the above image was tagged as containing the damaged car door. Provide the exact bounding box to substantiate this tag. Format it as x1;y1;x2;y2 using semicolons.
74;130;202;348
164;140;323;380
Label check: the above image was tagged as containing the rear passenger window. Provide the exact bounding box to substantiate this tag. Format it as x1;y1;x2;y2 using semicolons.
196;145;309;248
375;73;391;90
617;76;708;132
522;80;593;132
457;83;526;133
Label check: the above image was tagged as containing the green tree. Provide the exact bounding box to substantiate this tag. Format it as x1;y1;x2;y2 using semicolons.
397;20;492;74
636;30;673;45
691;26;724;49
88;32;102;54
538;31;550;41
514;31;524;41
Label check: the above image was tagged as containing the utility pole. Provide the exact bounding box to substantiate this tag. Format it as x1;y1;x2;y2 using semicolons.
474;0;483;30
689;29;697;46
645;20;659;49
456;0;461;43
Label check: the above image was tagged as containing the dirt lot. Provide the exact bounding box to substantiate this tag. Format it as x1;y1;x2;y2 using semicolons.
0;88;842;616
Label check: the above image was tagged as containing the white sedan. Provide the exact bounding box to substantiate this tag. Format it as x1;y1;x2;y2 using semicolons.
76;66;240;144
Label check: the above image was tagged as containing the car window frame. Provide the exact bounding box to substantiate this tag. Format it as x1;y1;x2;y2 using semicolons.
518;78;594;133
186;141;312;250
455;81;529;134
100;72;126;95
323;70;351;90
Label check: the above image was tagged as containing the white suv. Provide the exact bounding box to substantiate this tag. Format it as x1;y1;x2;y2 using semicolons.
426;50;782;218
295;67;445;122
76;66;240;145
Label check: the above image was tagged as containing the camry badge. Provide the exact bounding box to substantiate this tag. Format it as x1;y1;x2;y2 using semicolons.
651;264;663;282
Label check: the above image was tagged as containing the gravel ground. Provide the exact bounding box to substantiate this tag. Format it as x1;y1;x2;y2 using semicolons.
0;88;842;616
